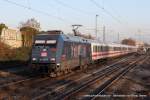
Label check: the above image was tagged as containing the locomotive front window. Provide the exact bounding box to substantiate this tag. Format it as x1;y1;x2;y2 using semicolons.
34;40;45;46
46;40;56;44
34;40;57;46
35;40;45;44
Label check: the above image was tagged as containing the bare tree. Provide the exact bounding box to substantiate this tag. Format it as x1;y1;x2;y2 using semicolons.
19;18;40;47
20;18;41;31
0;23;8;36
121;38;136;46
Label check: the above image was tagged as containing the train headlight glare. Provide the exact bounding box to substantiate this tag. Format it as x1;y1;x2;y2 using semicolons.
57;63;60;66
32;58;37;61
51;58;55;61
43;49;47;51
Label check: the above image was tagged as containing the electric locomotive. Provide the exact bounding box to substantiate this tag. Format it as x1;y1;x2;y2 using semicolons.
31;30;91;77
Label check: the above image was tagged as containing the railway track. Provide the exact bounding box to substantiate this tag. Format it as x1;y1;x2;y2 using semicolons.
0;54;131;89
50;55;146;100
0;65;93;99
86;56;148;100
0;65;36;87
0;54;138;100
32;55;136;100
0;67;44;89
0;55;130;88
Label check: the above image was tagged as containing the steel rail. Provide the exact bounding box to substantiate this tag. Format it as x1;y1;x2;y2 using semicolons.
32;55;134;100
54;56;145;100
88;56;148;100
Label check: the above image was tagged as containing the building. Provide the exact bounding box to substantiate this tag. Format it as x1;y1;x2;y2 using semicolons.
0;28;22;48
135;40;144;47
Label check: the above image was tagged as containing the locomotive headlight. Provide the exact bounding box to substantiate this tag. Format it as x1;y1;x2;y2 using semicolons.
50;58;55;61
32;58;37;61
57;63;60;66
43;49;47;51
57;63;60;67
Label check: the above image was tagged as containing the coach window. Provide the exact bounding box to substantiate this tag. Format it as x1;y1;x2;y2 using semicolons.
102;46;104;52
109;47;111;51
121;47;123;51
112;47;114;51
119;47;121;51
108;46;110;51
96;46;98;52
109;47;112;51
93;46;94;52
101;46;103;51
106;46;108;51
115;47;117;51
116;47;118;51
104;46;106;51
94;46;96;52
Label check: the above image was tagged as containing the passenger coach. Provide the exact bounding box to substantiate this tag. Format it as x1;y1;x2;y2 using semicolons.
91;43;137;61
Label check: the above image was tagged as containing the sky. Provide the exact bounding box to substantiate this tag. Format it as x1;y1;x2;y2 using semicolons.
0;0;150;43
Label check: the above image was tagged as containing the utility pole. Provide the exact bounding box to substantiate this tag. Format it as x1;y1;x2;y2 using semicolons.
103;26;106;42
95;15;99;39
138;29;142;42
118;32;120;43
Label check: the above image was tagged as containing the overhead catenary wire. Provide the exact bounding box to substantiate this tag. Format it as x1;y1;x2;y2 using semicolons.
53;0;95;15
90;0;136;39
27;0;31;9
90;0;122;24
103;1;131;27
2;0;73;24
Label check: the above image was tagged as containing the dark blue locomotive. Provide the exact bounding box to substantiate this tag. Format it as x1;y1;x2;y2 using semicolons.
31;31;91;77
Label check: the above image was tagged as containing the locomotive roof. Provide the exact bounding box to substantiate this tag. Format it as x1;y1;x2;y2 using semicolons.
61;34;91;43
35;31;137;48
35;33;91;44
91;41;137;48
